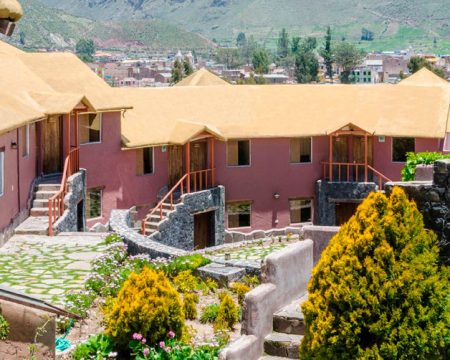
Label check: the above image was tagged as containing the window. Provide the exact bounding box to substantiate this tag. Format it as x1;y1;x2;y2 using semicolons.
392;137;415;162
86;188;102;219
289;199;312;224
79;113;101;144
290;137;312;163
22;124;30;157
136;147;154;175
227;201;251;228
0;148;4;197
227;140;250;166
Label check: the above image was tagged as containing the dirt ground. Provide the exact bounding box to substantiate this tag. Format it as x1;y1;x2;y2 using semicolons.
0;340;53;360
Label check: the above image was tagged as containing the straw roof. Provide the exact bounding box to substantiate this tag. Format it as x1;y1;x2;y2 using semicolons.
0;0;22;22
119;79;450;148
399;67;449;87
175;68;230;87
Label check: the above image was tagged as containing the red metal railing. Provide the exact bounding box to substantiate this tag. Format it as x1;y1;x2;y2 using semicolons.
48;147;80;236
322;162;392;190
141;168;214;235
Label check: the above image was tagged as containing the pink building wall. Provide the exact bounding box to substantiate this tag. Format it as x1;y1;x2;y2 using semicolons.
0;125;37;231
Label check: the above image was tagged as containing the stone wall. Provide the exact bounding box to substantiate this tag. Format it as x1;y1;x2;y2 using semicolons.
385;159;450;264
219;240;313;360
53;170;86;234
224;226;303;244
149;186;225;250
315;180;378;226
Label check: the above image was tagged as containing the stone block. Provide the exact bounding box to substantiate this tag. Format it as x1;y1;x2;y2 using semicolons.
232;232;245;243
224;232;233;244
251;230;266;240
415;165;434;181
244;233;254;241
197;263;245;286
89;222;109;233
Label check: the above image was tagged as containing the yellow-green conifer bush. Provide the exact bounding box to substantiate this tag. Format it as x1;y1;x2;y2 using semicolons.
184;293;199;320
300;187;450;359
104;267;184;347
214;292;239;331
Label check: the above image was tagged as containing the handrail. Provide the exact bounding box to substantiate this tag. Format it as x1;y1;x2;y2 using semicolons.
141;168;214;235
367;165;392;190
48;147;80;236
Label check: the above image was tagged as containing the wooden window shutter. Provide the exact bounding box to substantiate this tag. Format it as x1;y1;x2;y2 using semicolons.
79;115;90;144
227;141;238;166
136;148;144;175
299;138;311;162
290;138;300;163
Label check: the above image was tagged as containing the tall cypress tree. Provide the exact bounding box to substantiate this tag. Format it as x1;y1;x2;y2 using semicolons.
320;26;334;82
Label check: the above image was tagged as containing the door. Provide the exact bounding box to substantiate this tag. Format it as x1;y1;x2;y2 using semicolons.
332;136;349;181
335;202;359;226
353;136;373;181
194;211;215;250
43;116;62;174
168;145;183;188
190;141;207;172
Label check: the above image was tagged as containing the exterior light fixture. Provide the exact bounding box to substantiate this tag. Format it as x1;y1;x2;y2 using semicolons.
11;141;17;149
273;193;280;199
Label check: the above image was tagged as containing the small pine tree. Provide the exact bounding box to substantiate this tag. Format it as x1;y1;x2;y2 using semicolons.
320;26;334;81
214;292;239;331
183;58;194;77
171;59;184;84
300;187;450;359
183;293;198;320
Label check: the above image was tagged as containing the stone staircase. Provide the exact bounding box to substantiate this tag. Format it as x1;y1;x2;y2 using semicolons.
260;294;308;359
14;175;61;236
142;199;181;236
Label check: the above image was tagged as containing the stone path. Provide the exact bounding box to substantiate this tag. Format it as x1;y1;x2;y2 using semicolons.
0;233;108;305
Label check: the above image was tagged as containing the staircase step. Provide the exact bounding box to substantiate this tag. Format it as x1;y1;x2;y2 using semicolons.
35;183;60;192
264;332;303;359
32;199;49;208
273;294;308;335
145;222;158;230
14;216;49;235
34;190;58;200
259;356;290;360
30;207;49;216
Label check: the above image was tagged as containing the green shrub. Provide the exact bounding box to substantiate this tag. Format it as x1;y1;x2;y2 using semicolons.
64;290;96;318
72;333;114;360
242;275;260;288
215;293;239;331
173;270;199;293
300;187;450;360
0;313;9;340
104;267;184;347
184;293;199;320
163;254;210;277
401;152;450;181
229;282;250;306
200;304;220;324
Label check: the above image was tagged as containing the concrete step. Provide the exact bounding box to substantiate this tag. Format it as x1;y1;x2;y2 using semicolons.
32;198;49;208
14;216;49;235
34;190;58;200
144;222;158;230
264;332;303;359
273;294;308;335
259;356;290;360
35;183;60;192
30;207;49;216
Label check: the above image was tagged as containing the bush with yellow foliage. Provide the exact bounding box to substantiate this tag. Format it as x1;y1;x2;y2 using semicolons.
104;267;184;347
300;187;450;359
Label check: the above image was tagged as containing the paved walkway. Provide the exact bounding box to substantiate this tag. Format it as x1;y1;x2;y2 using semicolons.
0;233;108;305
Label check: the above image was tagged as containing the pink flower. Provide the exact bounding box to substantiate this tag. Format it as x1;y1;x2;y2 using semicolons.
143;348;150;357
167;331;175;339
165;346;171;353
132;333;143;341
141;338;147;344
159;341;165;348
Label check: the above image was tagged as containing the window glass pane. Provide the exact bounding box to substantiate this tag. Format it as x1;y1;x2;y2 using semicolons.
290;138;311;163
87;188;102;219
22;125;29;157
227;202;251;228
80;114;101;144
0;150;4;196
289;199;312;223
238;140;250;166
392;138;414;162
143;148;153;174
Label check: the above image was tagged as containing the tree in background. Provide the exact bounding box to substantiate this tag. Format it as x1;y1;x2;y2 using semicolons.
236;32;247;47
183;57;194;76
361;28;374;41
252;48;270;74
241;35;258;65
215;47;241;69
320;26;334;81
171;59;184;84
295;37;319;83
277;28;290;60
300;188;450;359
291;36;301;56
334;41;365;83
407;55;445;78
75;39;95;63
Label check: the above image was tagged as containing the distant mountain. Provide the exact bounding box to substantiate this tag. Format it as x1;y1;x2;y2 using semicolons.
36;0;450;52
4;0;214;50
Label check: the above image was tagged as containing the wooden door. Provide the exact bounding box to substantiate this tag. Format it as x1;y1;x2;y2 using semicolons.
353;136;373;181
194;211;215;250
43;116;62;174
190;141;207;171
335;202;359;226
332;136;349;181
168;145;183;187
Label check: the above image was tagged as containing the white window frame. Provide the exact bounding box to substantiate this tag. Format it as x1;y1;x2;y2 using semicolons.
86;187;103;220
80;113;102;145
23;124;30;158
289;137;313;164
226;139;252;168
289;198;313;225
392;137;415;163
0;149;4;197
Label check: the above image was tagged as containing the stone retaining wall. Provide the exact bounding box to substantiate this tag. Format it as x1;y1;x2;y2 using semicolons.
53;170;86;234
385;159;450;264
219;240;313;360
224;226;303;243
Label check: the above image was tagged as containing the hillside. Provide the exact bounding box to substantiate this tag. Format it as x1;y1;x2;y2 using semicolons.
3;0;213;50
36;0;450;52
